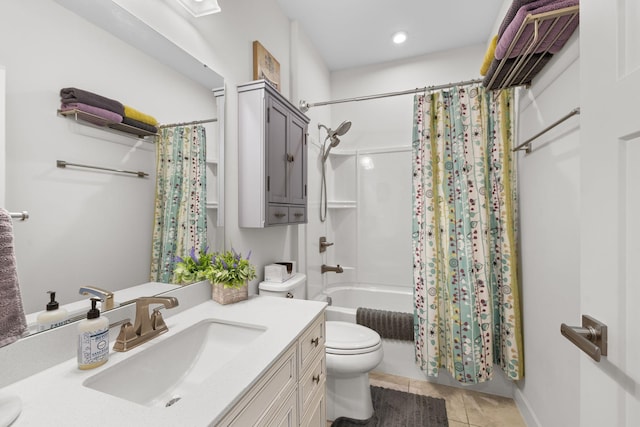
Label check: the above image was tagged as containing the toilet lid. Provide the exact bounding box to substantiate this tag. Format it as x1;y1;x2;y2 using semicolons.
325;321;381;354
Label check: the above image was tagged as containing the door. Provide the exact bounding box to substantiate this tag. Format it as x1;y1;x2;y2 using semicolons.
579;1;640;425
267;94;289;204
288;113;307;205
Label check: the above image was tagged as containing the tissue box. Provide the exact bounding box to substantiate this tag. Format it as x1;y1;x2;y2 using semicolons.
264;263;294;282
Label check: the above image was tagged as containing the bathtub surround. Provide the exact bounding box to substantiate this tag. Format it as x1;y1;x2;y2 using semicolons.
412;84;523;384
150;125;208;283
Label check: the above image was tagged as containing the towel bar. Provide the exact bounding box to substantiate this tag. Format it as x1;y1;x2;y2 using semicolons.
9;211;29;221
57;160;148;178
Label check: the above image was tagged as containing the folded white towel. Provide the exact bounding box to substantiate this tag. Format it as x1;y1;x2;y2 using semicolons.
0;208;27;347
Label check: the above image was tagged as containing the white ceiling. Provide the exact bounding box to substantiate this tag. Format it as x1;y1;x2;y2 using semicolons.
276;0;505;71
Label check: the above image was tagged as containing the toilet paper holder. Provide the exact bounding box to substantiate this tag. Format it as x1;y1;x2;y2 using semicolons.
560;315;607;362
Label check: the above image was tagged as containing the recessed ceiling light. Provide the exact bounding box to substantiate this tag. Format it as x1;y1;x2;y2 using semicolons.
392;31;407;44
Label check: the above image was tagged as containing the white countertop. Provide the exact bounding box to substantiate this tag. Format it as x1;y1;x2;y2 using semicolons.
2;295;326;426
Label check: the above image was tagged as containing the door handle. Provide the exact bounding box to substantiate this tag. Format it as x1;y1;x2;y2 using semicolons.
560;315;607;362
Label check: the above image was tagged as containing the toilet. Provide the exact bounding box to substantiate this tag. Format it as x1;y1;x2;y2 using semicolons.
259;274;384;421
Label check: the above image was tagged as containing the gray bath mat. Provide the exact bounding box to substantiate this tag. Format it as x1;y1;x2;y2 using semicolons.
331;386;448;427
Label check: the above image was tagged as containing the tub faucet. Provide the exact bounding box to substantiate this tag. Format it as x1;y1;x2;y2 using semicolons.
113;296;179;352
79;286;114;311
321;264;343;274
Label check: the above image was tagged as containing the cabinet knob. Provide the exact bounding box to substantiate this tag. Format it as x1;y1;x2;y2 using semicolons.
312;374;320;384
311;337;319;347
287;153;295;162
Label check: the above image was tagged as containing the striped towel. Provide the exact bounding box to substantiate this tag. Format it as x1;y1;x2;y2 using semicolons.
356;307;414;341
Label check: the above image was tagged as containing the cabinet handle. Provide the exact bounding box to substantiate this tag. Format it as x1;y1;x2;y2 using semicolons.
311;337;319;347
287;153;295;162
312;374;320;384
274;212;286;218
294;212;303;218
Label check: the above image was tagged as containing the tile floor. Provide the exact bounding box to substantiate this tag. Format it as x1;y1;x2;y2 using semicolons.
327;371;527;427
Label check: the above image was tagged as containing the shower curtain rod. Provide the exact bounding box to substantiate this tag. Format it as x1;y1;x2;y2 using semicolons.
158;118;217;129
299;78;484;112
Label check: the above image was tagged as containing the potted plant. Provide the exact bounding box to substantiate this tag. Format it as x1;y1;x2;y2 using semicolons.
173;247;256;304
173;247;213;285
206;248;256;304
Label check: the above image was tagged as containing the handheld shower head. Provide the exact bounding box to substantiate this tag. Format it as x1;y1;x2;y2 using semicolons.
319;120;352;156
332;120;352;138
319;120;352;222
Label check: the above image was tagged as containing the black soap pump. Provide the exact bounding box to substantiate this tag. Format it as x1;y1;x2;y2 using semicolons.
36;291;69;332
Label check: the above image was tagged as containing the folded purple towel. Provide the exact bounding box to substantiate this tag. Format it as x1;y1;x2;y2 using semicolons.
483;53;553;90
498;0;539;39
495;0;579;60
60;87;125;116
60;102;123;125
0;208;27;348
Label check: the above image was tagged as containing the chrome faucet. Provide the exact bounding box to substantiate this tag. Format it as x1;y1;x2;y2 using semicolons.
321;264;343;274
79;286;115;311
113;296;179;352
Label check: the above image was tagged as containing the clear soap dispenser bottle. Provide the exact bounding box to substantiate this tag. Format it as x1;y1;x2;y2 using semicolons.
36;291;69;332
77;297;109;370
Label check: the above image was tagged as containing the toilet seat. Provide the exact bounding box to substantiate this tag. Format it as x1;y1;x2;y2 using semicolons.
325;321;382;355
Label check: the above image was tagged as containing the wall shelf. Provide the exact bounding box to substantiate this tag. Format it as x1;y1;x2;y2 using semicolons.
485;5;579;90
327;201;356;209
58;109;157;139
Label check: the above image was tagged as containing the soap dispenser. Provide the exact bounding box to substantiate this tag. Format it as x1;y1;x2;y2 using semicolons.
77;297;109;370
36;291;69;332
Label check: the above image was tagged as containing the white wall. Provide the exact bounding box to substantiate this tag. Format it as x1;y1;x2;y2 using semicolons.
515;34;581;427
331;44;486;152
0;0;218;314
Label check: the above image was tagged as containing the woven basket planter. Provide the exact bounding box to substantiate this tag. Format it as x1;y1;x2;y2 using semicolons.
211;281;248;305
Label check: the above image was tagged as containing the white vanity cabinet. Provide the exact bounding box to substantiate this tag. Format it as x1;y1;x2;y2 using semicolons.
218;313;326;427
238;80;310;227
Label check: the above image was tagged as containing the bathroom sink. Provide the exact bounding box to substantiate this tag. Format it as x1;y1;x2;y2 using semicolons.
83;319;266;407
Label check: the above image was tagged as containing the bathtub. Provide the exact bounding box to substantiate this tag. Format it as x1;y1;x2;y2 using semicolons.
315;284;425;381
316;284;514;397
320;284;412;322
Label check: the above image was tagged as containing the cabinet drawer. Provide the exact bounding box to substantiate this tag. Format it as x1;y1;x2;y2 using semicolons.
298;313;325;374
267;205;289;225
298;351;326;420
220;345;297;427
289;206;306;223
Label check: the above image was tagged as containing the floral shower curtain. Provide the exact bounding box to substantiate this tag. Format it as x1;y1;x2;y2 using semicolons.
412;85;523;384
150;125;207;283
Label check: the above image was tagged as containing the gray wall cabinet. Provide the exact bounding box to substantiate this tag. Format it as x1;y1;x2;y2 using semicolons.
238;80;310;227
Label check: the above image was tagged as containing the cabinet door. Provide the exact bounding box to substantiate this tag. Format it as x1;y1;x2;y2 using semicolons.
267;94;289;204
288;113;307;205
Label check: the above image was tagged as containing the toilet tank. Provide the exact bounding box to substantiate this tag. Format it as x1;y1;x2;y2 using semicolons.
258;273;306;299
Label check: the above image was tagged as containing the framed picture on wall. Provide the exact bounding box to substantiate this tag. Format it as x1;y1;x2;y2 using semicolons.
253;40;281;92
